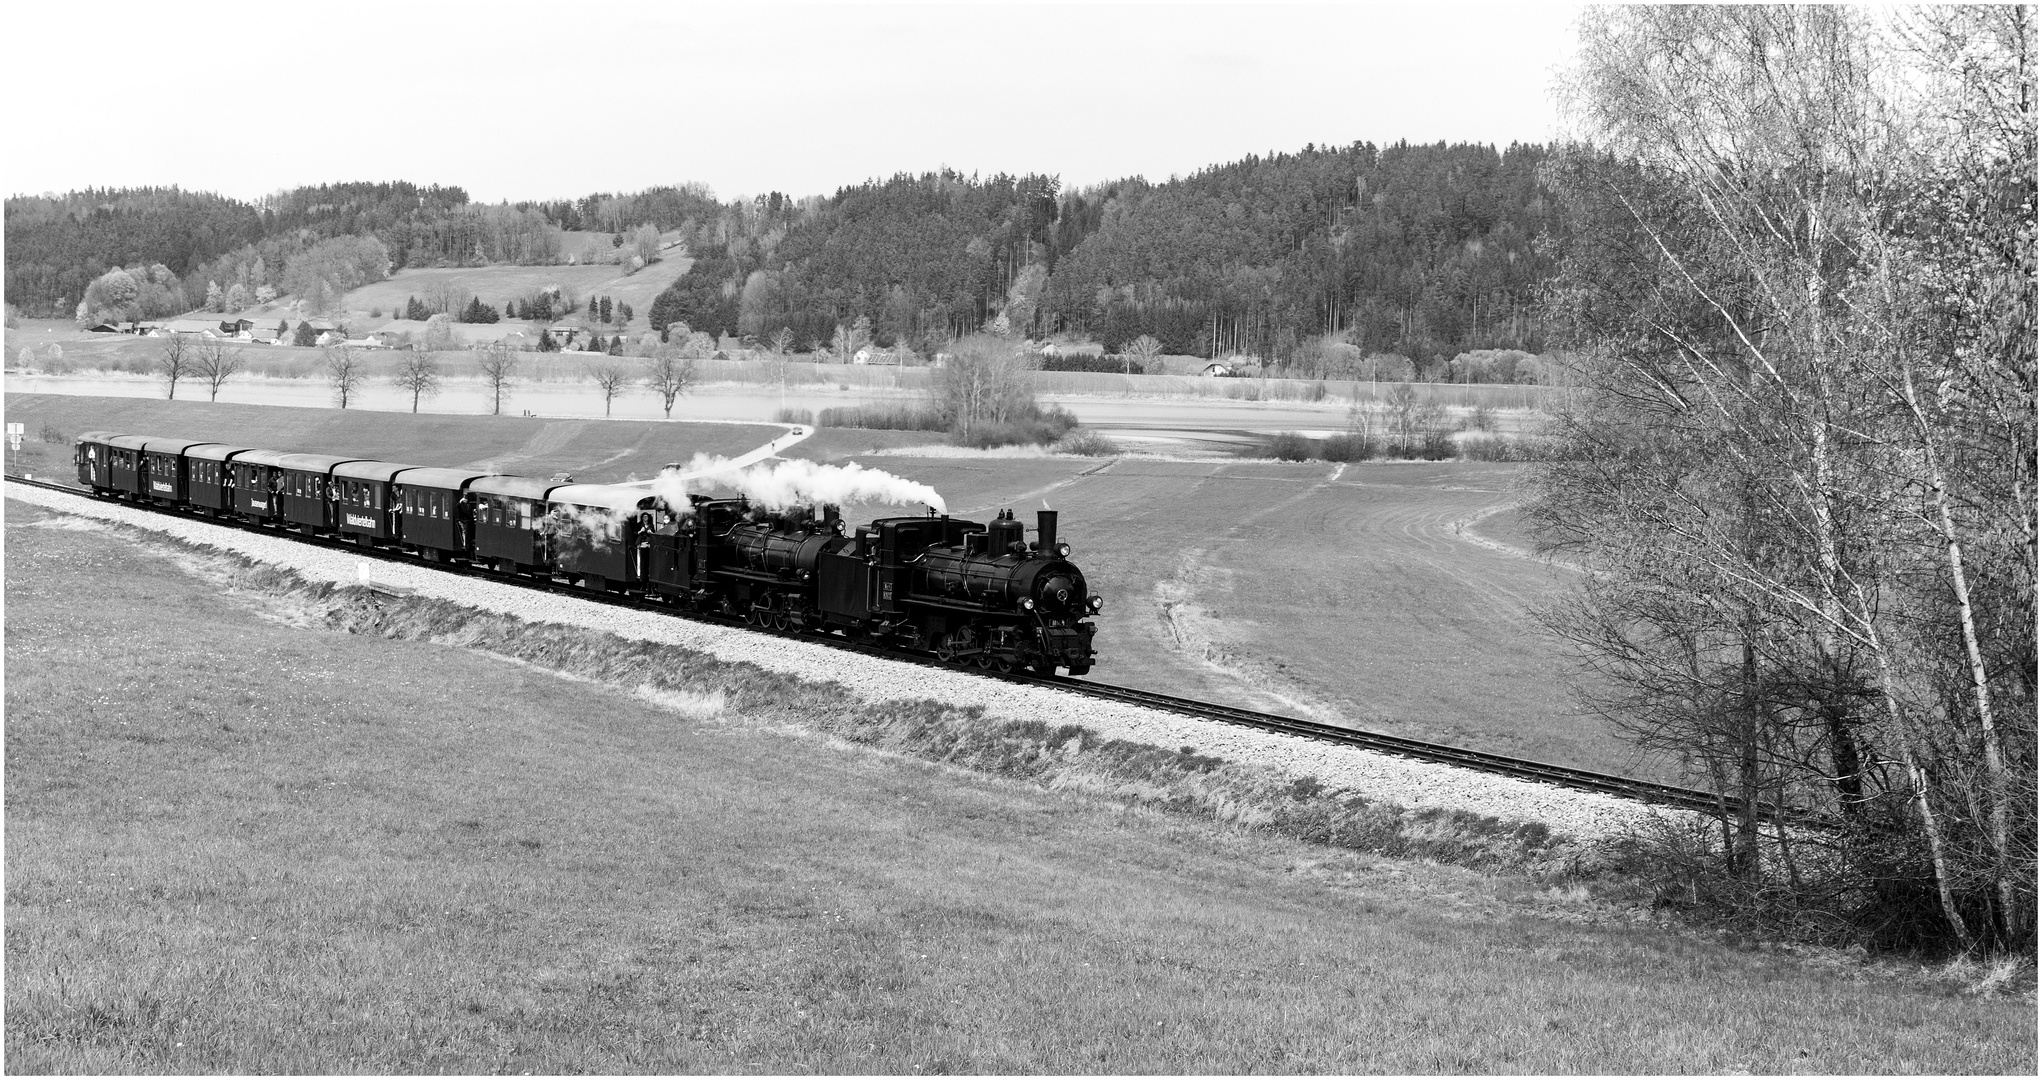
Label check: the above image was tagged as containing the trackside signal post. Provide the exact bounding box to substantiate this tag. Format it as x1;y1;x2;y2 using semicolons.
7;423;22;473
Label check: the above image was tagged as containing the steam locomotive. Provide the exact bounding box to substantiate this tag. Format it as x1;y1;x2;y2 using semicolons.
73;432;1100;675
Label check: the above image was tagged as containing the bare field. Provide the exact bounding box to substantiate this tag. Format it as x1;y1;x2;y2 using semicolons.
7;504;2031;1073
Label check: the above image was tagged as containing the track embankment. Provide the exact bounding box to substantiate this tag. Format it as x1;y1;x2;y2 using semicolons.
5;478;1690;846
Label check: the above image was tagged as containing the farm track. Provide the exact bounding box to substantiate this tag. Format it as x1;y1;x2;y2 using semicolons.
5;473;1784;824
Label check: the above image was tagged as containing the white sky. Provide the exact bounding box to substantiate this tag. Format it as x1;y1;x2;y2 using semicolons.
4;1;1583;206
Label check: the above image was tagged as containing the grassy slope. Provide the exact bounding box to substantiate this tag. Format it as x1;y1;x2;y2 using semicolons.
339;255;695;329
5;504;2033;1073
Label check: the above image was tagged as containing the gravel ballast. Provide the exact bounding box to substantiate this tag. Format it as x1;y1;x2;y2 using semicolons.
5;483;1679;841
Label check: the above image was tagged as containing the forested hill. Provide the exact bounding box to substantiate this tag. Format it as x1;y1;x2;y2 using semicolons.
1047;142;1559;362
650;142;1561;370
9;142;1559;371
4;181;726;322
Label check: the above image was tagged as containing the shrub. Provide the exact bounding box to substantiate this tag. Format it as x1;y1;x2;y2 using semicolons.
1053;427;1121;457
1041;353;1138;374
1268;431;1315;462
1468;402;1498;432
951;405;1080;449
1320;432;1376;462
1460;434;1533;461
1418;429;1456;460
773;407;815;425
816;403;947;431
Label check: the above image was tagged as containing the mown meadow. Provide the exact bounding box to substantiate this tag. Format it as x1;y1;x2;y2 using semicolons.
4;501;2034;1073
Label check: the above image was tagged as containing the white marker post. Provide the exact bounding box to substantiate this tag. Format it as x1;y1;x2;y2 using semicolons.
6;423;23;475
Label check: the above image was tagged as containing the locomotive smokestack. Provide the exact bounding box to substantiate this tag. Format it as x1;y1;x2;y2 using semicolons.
1037;509;1058;553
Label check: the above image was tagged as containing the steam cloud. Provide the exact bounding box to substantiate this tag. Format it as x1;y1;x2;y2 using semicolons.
541;502;631;548
651;455;946;514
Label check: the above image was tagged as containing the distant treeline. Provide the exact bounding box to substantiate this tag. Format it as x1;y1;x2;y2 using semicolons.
9;142;1562;374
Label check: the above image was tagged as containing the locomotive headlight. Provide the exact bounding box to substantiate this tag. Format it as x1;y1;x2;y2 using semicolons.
1056;542;1072;557
1021;597;1035;611
1088;595;1104;613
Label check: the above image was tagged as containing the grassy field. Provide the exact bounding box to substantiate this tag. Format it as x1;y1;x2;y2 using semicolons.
0;394;799;483
6;503;2033;1073
338;255;694;333
7;319;1548;422
4;392;1606;773
818;453;1627;775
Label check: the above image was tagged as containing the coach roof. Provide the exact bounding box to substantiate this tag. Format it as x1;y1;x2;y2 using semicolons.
139;438;218;456
332;460;417;484
227;449;294;469
186;444;257;462
466;475;560;501
272;453;364;474
391;467;493;491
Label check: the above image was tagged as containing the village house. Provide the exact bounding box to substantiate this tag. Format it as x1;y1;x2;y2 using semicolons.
547;320;590;346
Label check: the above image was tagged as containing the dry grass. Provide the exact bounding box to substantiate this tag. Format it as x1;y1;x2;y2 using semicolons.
5;505;2035;1073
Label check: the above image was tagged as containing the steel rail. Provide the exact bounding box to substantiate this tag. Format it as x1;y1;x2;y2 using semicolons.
6;473;1785;822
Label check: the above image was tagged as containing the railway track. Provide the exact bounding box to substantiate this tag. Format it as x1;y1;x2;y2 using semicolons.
6;473;1778;822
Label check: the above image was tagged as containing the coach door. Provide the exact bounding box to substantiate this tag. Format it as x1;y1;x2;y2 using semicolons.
77;442;104;487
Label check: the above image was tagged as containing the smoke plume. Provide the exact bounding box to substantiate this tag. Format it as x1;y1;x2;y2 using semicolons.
652;455;945;513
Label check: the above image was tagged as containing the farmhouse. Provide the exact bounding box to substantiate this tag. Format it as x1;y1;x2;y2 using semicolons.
547;320;590;346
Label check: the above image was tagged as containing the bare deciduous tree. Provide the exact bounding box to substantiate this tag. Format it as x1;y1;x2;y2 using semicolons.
324;344;368;409
1124;333;1163;376
422;279;466;317
932;333;1036;435
477;343;519;416
1533;4;2036;954
191;340;245;401
392;351;443;413
155;334;195;399
642;350;698;419
586;361;633;417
